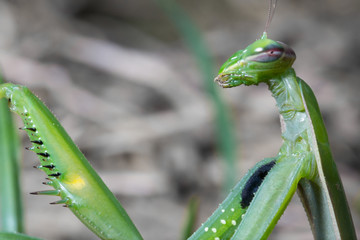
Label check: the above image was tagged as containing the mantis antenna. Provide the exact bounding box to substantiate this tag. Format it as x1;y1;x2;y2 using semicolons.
264;0;278;34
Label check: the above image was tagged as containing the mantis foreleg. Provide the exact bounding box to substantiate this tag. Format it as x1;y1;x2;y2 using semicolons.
231;153;314;240
188;157;276;240
0;83;142;240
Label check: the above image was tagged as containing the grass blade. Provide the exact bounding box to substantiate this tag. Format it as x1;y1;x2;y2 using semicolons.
156;0;237;191
0;75;24;233
181;196;200;240
0;232;42;240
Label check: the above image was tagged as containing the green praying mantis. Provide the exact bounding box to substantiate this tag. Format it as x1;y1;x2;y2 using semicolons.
188;32;357;240
0;3;357;240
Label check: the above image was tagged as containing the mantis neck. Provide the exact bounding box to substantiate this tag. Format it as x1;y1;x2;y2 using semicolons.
267;69;311;158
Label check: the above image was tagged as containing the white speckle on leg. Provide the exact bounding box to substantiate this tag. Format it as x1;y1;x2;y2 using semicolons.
205;227;209;232
220;219;226;224
231;208;235;212
215;237;220;240
212;228;217;233
232;220;236;225
221;209;225;213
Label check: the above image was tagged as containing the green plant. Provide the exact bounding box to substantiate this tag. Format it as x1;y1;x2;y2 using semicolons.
0;76;24;234
157;0;237;191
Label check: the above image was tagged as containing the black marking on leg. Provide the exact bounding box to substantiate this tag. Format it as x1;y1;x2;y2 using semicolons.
48;172;61;177
37;152;50;157
31;140;44;145
25;127;37;132
240;160;276;208
42;164;55;169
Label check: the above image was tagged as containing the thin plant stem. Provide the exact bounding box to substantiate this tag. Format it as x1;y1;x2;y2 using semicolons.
0;75;24;233
157;0;237;192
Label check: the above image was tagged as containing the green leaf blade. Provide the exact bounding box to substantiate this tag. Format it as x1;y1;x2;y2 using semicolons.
0;232;43;240
0;76;24;233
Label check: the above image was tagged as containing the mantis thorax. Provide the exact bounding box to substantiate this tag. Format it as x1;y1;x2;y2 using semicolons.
267;69;316;179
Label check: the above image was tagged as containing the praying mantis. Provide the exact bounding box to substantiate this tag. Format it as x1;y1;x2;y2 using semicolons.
0;2;357;240
188;32;357;240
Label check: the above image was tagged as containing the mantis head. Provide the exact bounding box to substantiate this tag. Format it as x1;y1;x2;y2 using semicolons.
215;33;296;88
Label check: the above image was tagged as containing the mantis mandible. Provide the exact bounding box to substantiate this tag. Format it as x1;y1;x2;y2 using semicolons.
188;32;357;240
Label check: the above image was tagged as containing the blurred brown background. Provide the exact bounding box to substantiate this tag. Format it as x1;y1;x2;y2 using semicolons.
0;0;359;239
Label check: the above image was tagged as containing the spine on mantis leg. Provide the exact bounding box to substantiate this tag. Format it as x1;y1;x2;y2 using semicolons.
188;157;276;240
0;83;143;240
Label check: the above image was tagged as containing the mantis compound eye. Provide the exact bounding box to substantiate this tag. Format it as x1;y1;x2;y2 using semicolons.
249;48;284;62
246;42;288;63
246;40;296;66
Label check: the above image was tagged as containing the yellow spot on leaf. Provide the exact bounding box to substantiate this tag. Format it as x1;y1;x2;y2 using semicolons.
64;174;86;190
